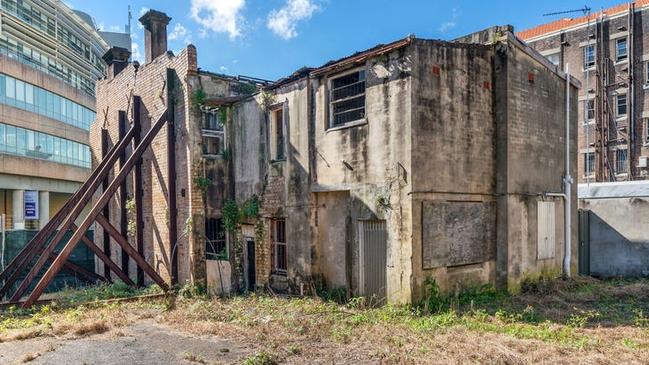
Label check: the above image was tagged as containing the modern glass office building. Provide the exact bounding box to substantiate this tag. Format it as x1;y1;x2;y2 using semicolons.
0;0;128;234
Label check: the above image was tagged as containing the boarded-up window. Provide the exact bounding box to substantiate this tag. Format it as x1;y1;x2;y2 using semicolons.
422;201;496;269
537;201;556;260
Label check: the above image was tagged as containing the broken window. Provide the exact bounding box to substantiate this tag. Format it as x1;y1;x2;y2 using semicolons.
205;218;227;260
202;132;223;155
616;94;627;117
616;38;628;62
583;45;595;69
202;111;223;131
271;219;287;275
272;108;285;160
329;68;366;128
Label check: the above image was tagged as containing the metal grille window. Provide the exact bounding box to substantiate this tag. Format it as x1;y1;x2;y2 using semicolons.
616;38;628;61
202;112;223;131
646;62;649;83
271;219;287;275
205;218;227;260
329;69;366;128
583;45;595;68
616;149;628;174
617;94;627;116
585;152;595;176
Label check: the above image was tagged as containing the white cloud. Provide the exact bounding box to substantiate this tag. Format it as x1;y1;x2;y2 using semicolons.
131;42;143;63
139;7;150;16
439;8;460;33
169;23;193;44
190;0;246;39
219;66;228;72
267;0;319;40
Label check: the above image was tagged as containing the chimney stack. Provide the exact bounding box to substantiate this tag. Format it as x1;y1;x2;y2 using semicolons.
139;9;171;64
102;46;131;78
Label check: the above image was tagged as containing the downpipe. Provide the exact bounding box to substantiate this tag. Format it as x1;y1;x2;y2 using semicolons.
543;64;573;278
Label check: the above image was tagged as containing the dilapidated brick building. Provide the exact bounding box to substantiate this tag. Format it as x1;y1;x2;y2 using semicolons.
90;11;578;304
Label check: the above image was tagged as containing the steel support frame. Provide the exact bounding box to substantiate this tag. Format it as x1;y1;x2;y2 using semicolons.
21;111;170;307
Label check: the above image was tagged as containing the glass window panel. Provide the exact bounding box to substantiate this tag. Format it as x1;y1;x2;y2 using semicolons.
6;77;15;99
25;83;33;105
15;80;24;102
6;125;16;146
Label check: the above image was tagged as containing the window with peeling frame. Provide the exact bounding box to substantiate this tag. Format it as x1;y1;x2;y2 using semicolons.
617;94;627;117
329;68;366;128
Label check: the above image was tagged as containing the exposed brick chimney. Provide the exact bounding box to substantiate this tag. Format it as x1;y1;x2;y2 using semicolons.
139;9;171;64
102;46;131;78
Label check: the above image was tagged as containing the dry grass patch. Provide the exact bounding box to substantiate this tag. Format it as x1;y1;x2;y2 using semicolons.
72;320;109;336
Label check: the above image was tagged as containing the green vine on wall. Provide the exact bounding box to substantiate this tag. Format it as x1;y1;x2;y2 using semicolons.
193;176;212;193
221;195;261;233
191;88;206;108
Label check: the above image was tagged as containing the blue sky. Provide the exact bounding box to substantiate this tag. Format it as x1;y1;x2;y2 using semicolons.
66;0;625;81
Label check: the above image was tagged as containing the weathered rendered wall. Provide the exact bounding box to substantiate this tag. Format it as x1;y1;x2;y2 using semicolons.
579;197;649;277
312;47;413;304
409;40;496;299
494;37;579;290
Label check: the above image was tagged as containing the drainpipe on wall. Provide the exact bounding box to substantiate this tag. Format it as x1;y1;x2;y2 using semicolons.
544;64;573;278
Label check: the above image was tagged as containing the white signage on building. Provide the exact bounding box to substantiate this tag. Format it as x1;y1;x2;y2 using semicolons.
24;190;39;220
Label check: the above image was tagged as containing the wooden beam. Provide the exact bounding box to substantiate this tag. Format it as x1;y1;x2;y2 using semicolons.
1;130;131;299
101;128;111;280
72;223;135;286
10;127;136;302
95;215;167;290
50;254;106;283
118;111;130;278
21;111;169;308
167;68;178;285
133;96;145;286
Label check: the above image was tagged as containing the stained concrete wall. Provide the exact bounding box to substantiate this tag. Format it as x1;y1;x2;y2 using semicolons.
494;35;579;290
409;40;496;298
580;198;649;277
312;46;413;304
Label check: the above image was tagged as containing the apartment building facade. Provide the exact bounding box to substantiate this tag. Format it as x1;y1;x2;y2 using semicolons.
520;1;649;183
0;0;128;234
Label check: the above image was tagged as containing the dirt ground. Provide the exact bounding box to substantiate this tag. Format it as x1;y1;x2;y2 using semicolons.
1;277;649;364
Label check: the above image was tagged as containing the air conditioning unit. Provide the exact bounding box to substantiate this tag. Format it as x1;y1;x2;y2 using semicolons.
639;156;648;168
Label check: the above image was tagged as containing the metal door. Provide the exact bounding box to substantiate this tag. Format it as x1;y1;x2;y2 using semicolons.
358;220;387;303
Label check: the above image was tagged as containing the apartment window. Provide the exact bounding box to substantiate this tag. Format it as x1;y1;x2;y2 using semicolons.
616;149;628;174
272;108;285;160
546;53;560;66
645;118;649;144
205;218;227;260
616;38;628;61
329;68;366;128
584;152;595;176
271;219;287;275
586;99;595;121
617;94;627;117
583;45;595;68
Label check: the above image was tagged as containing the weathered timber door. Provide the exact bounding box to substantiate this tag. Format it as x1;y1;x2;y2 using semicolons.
358;220;387;303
